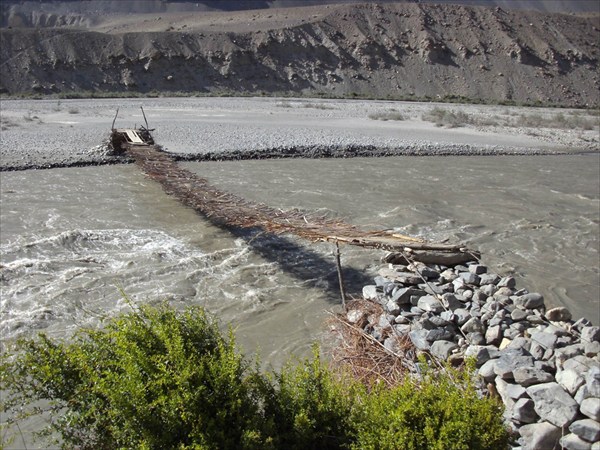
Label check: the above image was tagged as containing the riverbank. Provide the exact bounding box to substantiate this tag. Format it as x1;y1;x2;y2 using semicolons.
347;256;599;449
1;97;598;171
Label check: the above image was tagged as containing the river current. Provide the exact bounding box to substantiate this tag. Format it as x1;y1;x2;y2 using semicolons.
1;154;599;364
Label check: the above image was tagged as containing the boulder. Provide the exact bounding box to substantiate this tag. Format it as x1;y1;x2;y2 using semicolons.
560;433;593;450
513;366;554;387
580;397;600;421
430;340;458;360
518;421;561;450
526;382;580;427
569;418;600;443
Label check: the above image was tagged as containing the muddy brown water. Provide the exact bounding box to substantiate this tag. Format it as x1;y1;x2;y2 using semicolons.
1;153;599;446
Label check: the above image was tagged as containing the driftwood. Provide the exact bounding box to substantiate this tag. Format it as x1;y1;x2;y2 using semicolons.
123;143;478;266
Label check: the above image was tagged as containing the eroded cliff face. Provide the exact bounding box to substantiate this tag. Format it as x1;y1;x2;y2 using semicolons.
1;2;598;106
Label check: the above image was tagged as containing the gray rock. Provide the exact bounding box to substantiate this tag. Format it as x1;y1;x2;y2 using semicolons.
581;326;600;344
560;433;593;450
440;293;462;311
440;268;458;282
428;315;451;327
409;329;430;351
545;306;572;322
512;398;539;424
425;328;454;342
394;324;411;334
495;351;535;380
391;272;422;285
461;317;484;334
513;366;554;387
527;314;547;325
465;345;491;366
430;340;458;360
519;421;561;450
440;310;455;323
515;293;545;310
480;283;497;297
557;369;586;396
580;397;600;421
495;286;515;298
585;341;600;357
479;358;498;382
485;324;503;345
467;332;486;345
385;299;401;315
417;295;444;314
414;265;440;279
459;272;480;286
545;323;571;337
453;308;471;326
563;356;599;374
392;287;424;305
511;308;529;321
556;344;586;361
362;285;379;301
526;382;580;427
346;309;365;325
374;275;389;287
507;336;532;352
468;264;487;275
569;418;600;443
530;330;558;350
586;367;600;397
395;315;410;324
479;273;500;285
575;385;593;405
529;341;545;359
498;276;516;289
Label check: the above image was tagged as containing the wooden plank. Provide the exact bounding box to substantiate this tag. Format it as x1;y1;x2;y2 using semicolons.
125;130;144;144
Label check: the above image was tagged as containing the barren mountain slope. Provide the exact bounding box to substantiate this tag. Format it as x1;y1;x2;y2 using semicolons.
1;2;598;106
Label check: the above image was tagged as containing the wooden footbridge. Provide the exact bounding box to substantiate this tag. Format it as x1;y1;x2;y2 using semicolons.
111;113;478;278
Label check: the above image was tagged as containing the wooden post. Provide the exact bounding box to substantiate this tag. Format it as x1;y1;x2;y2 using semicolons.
141;106;149;129
334;241;347;309
111;107;119;130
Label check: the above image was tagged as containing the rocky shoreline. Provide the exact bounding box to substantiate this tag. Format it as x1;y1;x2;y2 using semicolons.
0;142;573;172
351;255;599;449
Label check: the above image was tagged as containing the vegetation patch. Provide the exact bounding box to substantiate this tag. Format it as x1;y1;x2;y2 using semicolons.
368;109;406;121
1;303;509;450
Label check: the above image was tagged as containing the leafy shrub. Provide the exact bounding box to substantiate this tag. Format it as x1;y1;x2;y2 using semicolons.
421;107;471;128
1;303;268;450
259;351;359;450
368;110;406;121
350;361;509;450
1;304;509;450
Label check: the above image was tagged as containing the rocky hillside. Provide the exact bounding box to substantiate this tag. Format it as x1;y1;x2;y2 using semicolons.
1;2;599;106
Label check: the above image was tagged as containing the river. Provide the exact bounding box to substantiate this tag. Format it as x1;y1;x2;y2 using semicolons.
1;153;599;448
2;154;598;353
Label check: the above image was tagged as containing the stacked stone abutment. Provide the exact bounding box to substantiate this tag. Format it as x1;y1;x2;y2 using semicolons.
350;256;600;449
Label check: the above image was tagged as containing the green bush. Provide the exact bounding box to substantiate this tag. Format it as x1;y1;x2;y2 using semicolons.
1;304;268;450
1;304;509;450
351;362;509;450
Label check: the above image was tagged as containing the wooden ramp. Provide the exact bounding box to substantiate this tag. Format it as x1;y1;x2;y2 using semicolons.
126;145;478;265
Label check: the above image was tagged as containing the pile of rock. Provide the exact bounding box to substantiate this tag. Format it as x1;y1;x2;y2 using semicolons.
350;257;600;449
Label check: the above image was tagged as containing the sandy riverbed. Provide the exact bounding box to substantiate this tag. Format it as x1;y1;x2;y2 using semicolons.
1;97;598;170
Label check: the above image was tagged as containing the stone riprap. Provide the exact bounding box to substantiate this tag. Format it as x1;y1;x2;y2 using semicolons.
350;257;600;449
